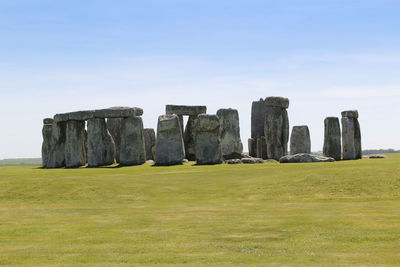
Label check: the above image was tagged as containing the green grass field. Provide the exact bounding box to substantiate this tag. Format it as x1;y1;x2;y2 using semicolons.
1;155;400;266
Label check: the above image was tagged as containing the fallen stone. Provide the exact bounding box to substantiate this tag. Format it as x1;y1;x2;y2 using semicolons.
217;108;243;160
65;120;87;168
265;96;289;109
341;110;359;119
264;159;278;163
241;157;264;164
323;117;342;161
290;125;311;155
225;159;241;164
194;114;223;165
280;153;335;163
120;116;146;166
366;154;387;159
106;118;122;163
143;128;156;161
87;118;116;167
155;115;185;166
146;160;155;164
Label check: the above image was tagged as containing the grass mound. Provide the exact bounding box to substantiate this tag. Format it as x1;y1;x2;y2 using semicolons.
1;155;400;265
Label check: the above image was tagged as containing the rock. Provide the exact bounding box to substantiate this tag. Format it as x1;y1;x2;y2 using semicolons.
94;106;143;118
251;99;266;156
264;102;289;160
280;153;335;163
256;136;267;159
45;121;66;168
341;112;362;160
106;118;122;163
182;159;189;163
264;159;278;163
68;110;95;121
43;118;53;125
290;126;311;155
241;157;264;164
166;105;207;116
41;121;53;168
53;113;69;123
87;118;116;167
354;118;362;159
146;160;155;164
194;114;223;165
119;116;146;166
366;155;387;159
225;159;241;164
65;120;87;168
265;96;289;109
183;115;197;161
323;117;342;161
217;108;243;160
341;110;359;119
248;138;256;158
143;128;156;161
155;115;185;166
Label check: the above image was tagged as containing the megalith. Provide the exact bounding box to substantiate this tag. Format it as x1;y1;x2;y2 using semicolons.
143;128;156;160
290;125;311;155
323;117;341;161
106;118;122;163
216;108;243;159
87;118;116;167
341;110;362;160
249;99;267;157
155;114;185;165
194;114;223;165
46;118;67;168
165;105;206;160
256;136;267;159
264;96;289;160
120;116;146;166
65;120;87;168
41;118;53;168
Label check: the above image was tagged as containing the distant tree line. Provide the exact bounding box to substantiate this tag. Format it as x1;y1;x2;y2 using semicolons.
362;149;400;155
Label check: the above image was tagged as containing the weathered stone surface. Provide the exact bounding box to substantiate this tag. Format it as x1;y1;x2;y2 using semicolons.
41;123;53;168
43;118;53;125
280;153;335;163
248;138;256;157
120;117;146;166
68;110;95;121
265;96;289;109
155;115;185;166
225;159;241;164
341;110;359;119
241;157;264;164
194;114;223;165
65;120;87;168
87;118;115;167
290;126;311;155
53;113;69;123
183;115;197;160
217;108;243;160
166;105;206;116
94;106;143;118
256;136;267;159
264;105;289;160
342;115;362;160
143;128;156;160
46;121;66;168
107;118;122;163
323;117;342;161
251;99;266;140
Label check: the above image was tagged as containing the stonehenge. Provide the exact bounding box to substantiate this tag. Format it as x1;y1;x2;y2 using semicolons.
341;110;362;160
323;117;342;161
290;126;311;155
166;105;206;161
41;99;363;168
194;114;223;165
216;108;243;160
155;114;185;166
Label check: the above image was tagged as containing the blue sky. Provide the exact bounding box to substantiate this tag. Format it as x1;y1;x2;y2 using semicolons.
1;0;400;159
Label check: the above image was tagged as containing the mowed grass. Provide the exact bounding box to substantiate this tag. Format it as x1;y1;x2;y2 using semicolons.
1;155;400;266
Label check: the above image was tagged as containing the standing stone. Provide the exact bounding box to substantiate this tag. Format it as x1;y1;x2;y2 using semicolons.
250;99;266;156
248;138;255;157
256;136;267;159
290;126;311;155
183;115;197;160
65;120;87;168
87;118;116;167
216;108;243;159
120;117;146;166
41;118;53;168
264;97;290;160
323;117;341;161
107;118;122;163
155;115;185;165
341;110;362;160
194;114;223;165
143;128;156;161
46;121;66;168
